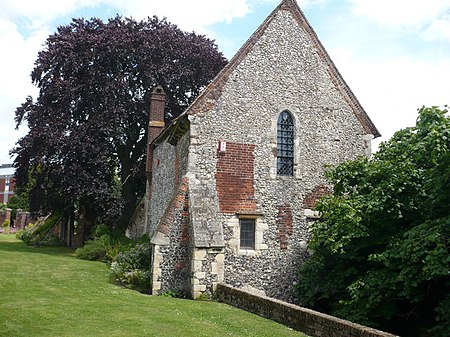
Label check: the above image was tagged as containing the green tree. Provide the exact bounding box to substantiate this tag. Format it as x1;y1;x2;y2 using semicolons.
6;194;30;221
297;106;449;336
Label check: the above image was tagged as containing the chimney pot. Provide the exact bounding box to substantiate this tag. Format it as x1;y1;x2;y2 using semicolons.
146;85;167;181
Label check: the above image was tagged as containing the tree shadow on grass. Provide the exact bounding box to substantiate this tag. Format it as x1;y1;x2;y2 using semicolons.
0;235;75;257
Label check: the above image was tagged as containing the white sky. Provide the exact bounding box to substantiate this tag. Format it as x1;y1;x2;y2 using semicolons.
0;0;449;163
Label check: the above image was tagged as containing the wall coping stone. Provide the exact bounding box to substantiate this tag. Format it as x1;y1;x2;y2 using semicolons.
216;283;398;337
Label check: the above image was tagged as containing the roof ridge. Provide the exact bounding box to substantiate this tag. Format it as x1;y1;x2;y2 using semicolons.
166;0;380;138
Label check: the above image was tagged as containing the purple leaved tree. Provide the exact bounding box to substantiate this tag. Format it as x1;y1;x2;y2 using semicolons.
13;16;226;239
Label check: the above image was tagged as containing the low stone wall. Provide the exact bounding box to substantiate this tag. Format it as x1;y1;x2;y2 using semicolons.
216;284;397;337
15;210;33;229
0;208;11;225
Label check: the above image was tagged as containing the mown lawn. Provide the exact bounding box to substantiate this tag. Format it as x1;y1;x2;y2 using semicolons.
0;234;304;337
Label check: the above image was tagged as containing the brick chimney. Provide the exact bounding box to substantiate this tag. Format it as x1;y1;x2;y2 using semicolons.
146;85;166;182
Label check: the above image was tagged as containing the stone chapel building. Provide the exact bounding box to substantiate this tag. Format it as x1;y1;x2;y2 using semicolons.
141;0;380;301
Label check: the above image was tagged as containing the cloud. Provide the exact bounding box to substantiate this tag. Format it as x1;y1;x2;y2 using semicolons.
329;47;450;150
420;12;450;41
0;18;48;163
0;0;263;163
0;0;104;22
103;0;251;33
299;0;330;7
348;0;450;26
0;19;45;99
1;0;448;163
0;0;256;33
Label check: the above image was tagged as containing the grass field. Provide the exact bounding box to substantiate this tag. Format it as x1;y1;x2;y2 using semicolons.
0;234;304;337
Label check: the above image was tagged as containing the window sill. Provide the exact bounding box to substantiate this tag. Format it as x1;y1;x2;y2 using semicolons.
270;172;302;180
304;209;321;219
236;212;263;218
239;249;258;256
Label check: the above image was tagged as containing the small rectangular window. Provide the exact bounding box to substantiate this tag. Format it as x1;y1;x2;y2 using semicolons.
240;219;255;250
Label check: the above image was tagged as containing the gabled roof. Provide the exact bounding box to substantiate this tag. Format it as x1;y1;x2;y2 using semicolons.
160;0;380;143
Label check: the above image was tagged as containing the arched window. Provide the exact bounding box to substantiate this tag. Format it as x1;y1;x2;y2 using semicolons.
277;110;294;176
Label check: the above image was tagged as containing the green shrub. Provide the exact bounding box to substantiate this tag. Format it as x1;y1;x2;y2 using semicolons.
2;220;11;234
75;235;110;262
75;231;135;263
110;243;151;293
16;228;33;244
105;240;133;262
15;223;35;244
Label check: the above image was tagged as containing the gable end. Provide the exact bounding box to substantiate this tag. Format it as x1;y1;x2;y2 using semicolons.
171;0;380;138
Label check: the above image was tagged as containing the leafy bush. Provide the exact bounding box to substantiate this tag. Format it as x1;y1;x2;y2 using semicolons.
15;223;35;244
76;224;151;292
297;107;450;336
1;220;11;234
110;243;151;293
15;228;33;243
75;224;136;263
7;194;30;220
75;236;111;261
92;223;110;239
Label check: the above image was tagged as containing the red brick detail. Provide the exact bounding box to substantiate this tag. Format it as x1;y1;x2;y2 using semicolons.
180;190;190;246
303;185;331;209
146;86;166;182
9;178;15;193
149;86;166;126
215;142;257;213
276;206;293;250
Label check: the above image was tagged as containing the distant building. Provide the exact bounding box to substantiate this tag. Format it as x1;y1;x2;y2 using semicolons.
0;164;15;204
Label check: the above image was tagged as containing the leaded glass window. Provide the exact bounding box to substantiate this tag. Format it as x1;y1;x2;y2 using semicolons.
277;110;294;176
240;219;256;249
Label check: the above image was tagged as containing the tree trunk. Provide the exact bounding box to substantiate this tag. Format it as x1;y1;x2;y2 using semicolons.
117;175;138;233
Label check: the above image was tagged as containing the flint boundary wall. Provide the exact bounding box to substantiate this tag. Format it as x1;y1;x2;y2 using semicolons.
216;284;398;337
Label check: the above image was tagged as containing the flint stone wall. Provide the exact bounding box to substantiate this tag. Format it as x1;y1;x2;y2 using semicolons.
187;9;371;301
157;178;192;296
149;132;192;294
149;141;176;236
149;132;190;237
